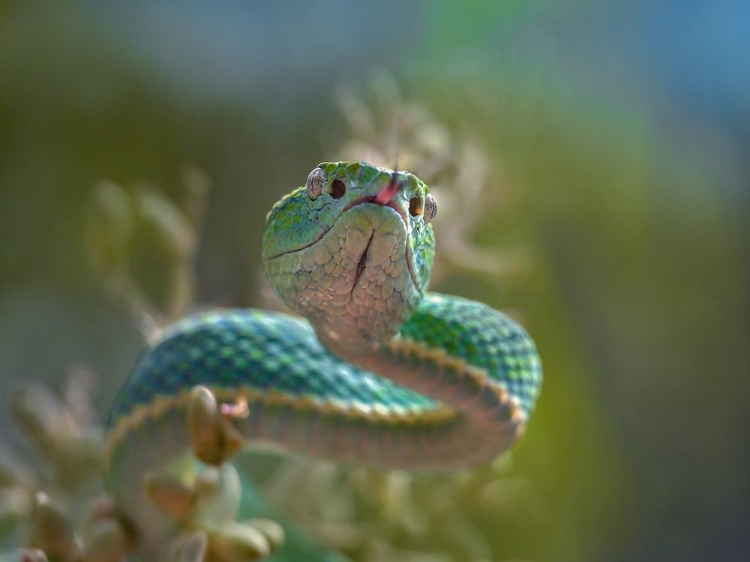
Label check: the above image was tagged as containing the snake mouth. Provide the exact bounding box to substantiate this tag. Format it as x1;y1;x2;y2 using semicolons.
265;197;422;299
363;196;409;224
339;196;409;235
265;196;409;260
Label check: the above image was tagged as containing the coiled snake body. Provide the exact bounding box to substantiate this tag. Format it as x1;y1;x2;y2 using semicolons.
106;161;542;556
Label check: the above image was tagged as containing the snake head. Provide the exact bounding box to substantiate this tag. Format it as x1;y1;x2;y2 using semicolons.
262;161;436;348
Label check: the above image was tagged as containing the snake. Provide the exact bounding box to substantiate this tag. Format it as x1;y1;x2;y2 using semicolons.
105;161;542;557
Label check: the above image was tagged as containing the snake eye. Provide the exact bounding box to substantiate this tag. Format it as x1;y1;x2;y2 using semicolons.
306;167;325;200
424;194;437;223
328;179;346;199
409;196;424;217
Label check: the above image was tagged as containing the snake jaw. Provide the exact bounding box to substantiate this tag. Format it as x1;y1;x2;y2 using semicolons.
404;245;424;301
262;195;408;262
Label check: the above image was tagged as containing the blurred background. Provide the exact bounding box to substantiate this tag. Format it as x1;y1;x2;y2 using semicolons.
1;1;748;561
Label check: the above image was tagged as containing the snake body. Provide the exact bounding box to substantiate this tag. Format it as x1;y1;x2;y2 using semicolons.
106;161;542;554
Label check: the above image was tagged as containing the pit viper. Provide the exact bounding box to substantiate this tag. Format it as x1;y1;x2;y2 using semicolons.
106;161;543;557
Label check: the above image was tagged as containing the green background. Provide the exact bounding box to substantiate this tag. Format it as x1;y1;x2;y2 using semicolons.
1;1;748;561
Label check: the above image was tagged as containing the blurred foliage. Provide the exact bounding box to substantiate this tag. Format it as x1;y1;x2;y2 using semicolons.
0;376;112;562
0;71;631;562
1;1;749;562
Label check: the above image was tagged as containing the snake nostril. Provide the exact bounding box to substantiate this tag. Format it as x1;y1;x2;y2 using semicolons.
409;196;424;217
329;179;346;199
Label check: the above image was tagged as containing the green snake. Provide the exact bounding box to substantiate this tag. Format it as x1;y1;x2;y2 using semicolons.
106;161;542;555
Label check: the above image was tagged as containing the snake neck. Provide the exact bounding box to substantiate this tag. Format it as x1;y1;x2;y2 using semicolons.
316;321;525;465
314;316;523;430
312;319;388;359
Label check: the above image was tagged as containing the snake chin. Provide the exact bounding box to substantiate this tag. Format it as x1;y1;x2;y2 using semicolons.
339;200;423;300
352;232;374;290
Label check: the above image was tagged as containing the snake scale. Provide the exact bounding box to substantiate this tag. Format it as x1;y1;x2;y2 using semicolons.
105;161;542;557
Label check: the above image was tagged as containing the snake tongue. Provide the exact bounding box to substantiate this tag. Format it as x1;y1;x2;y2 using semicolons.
374;174;402;205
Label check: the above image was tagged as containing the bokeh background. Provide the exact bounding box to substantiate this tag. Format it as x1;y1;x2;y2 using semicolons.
1;1;748;561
